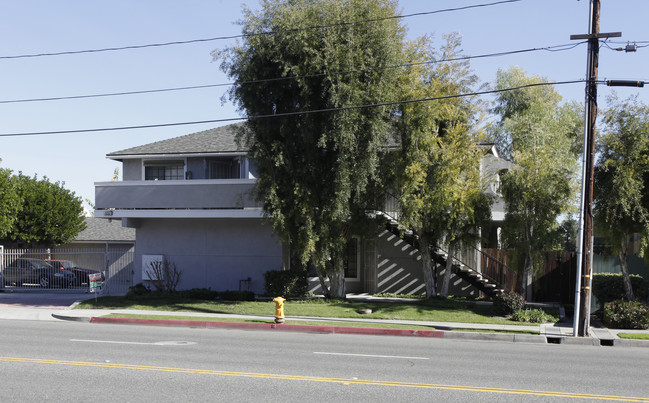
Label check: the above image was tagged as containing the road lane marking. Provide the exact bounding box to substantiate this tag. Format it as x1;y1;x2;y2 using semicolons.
0;356;647;402
313;352;428;360
70;339;196;346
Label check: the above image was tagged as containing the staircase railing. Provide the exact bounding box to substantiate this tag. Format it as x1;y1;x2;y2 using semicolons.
382;190;401;222
439;244;512;294
379;191;512;294
477;248;512;293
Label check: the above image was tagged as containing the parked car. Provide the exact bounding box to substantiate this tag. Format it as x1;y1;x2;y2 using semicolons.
4;258;76;288
45;259;104;286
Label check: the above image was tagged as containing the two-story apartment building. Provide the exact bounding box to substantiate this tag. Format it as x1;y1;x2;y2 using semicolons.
95;123;510;296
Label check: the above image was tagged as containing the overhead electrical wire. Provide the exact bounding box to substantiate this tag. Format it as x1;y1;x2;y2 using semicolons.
0;42;584;105
0;80;583;138
601;40;649;52
0;0;522;60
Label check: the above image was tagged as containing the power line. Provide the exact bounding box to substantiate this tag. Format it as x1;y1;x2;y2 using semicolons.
602;40;649;52
0;0;522;60
0;83;230;105
0;80;583;138
0;42;583;105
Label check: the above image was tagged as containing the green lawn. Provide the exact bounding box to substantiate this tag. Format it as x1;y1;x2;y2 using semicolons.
77;296;559;326
617;333;649;340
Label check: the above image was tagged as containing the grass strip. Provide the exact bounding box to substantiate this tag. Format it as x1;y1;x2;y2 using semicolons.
77;296;558;326
617;332;649;340
449;328;539;335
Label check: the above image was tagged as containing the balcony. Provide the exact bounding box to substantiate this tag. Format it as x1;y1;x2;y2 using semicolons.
94;179;262;219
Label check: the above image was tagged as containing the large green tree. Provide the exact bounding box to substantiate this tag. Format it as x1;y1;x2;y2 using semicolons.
7;173;86;247
595;95;649;300
395;34;492;298
219;0;405;298
491;67;582;299
0;161;21;239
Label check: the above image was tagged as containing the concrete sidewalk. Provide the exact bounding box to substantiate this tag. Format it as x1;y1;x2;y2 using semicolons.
1;291;647;346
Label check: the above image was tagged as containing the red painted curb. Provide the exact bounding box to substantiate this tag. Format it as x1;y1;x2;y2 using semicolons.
89;317;444;338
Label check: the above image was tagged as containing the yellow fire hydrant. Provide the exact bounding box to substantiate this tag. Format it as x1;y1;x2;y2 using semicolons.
273;296;286;324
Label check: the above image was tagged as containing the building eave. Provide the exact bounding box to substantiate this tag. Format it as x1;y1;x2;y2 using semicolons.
107;152;248;161
94;208;264;219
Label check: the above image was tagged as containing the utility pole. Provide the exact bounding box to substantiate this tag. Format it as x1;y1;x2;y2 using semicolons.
570;0;620;337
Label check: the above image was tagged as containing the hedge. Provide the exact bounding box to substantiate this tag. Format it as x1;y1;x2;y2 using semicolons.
264;269;309;298
592;273;648;304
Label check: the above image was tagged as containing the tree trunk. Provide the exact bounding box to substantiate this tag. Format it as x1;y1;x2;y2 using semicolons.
521;249;533;301
329;258;347;299
440;242;456;298
619;237;635;300
314;263;330;298
419;235;437;298
328;265;346;299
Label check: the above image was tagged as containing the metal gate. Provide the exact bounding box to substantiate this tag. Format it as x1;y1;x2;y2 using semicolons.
0;246;134;296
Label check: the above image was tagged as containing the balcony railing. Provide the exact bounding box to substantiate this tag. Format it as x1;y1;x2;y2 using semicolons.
94;179;260;211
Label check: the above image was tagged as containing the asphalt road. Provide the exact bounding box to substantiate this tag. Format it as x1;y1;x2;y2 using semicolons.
1;319;648;402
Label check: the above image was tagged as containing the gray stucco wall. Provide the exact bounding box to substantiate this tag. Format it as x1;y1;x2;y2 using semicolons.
122;159;143;181
134;218;282;294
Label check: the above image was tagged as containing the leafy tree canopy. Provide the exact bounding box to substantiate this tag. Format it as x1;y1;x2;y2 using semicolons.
490;67;582;298
396;34;488;236
596;95;649;237
5;173;86;247
218;0;405;297
595;95;649;298
0;160;21;239
491;66;583;161
394;34;492;297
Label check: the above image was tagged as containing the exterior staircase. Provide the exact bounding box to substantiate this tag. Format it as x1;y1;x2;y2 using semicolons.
377;212;508;298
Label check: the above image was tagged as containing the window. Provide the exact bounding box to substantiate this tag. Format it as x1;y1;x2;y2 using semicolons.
209;158;240;179
344;237;360;280
144;161;184;181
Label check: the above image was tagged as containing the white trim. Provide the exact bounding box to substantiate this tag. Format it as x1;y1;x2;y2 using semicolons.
94;208;264;219
95;179;256;187
109;152;247;161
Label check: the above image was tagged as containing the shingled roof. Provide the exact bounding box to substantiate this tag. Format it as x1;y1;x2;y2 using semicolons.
107;123;248;159
75;217;135;243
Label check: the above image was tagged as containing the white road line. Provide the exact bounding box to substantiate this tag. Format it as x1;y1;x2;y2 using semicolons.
313;352;428;360
70;339;196;346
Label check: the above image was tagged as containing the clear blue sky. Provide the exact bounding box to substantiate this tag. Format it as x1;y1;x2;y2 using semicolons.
1;0;648;209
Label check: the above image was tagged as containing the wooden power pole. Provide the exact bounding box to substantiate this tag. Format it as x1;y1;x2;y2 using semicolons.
570;0;620;337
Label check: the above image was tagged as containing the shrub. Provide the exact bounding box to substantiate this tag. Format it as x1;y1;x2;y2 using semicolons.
217;290;255;301
176;288;219;300
511;308;551;323
264;269;308;298
493;292;525;316
145;258;183;293
601;299;649;329
592;273;648;304
125;283;151;299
